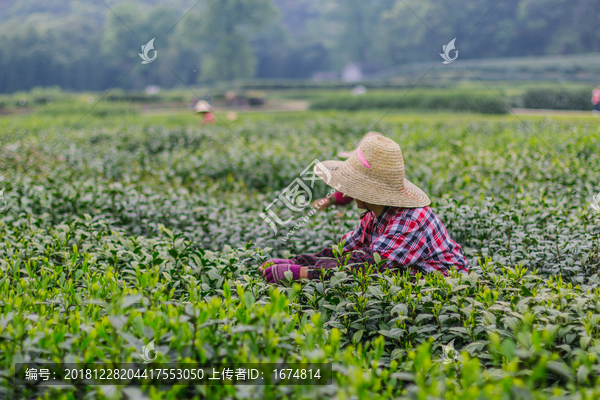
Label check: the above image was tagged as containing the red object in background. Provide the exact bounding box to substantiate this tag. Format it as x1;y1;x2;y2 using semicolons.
332;191;353;205
202;112;216;124
593;89;600;105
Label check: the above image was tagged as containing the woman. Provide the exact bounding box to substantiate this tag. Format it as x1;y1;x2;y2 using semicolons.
592;86;600;116
195;100;216;125
259;135;468;284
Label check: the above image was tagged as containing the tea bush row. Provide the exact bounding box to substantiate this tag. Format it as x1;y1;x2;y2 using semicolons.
523;89;594;111
309;92;508;114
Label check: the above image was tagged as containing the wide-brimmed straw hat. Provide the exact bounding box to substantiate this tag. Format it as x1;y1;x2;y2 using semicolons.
337;131;383;158
194;100;211;113
315;135;431;208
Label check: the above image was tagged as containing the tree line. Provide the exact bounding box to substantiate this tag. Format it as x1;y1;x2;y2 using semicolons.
0;0;598;93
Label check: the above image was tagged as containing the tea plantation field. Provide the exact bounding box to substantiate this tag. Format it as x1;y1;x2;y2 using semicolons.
1;110;600;399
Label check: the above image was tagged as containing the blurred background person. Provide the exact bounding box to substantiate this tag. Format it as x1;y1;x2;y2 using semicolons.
195;100;216;125
592;86;600;116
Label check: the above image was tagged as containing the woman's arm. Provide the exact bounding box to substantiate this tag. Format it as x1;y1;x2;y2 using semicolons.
306;247;380;280
291;247;335;266
262;213;374;283
262;249;380;283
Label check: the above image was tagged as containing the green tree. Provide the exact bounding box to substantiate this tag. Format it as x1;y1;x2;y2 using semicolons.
101;4;200;89
316;0;395;68
195;0;277;81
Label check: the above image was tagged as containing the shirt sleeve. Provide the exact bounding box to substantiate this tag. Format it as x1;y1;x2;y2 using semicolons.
291;247;335;266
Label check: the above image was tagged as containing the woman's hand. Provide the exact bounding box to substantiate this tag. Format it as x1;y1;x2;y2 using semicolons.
258;259;293;275
313;197;332;210
261;263;303;284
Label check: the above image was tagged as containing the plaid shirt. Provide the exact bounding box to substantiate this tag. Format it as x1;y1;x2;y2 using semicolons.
297;206;468;280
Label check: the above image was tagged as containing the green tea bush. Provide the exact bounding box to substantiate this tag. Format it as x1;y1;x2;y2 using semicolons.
232;79;444;90
522;88;594;110
0;87;73;108
105;93;164;103
310;91;508;114
35;101;139;117
1;112;600;399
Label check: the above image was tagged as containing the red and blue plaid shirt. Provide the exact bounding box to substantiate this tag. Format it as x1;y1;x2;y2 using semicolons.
297;206;468;279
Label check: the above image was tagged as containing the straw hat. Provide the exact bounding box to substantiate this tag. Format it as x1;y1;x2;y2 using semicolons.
337;131;383;158
194;100;211;113
315;135;430;208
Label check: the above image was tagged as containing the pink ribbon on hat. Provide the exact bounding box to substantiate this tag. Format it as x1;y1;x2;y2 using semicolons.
356;146;371;169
